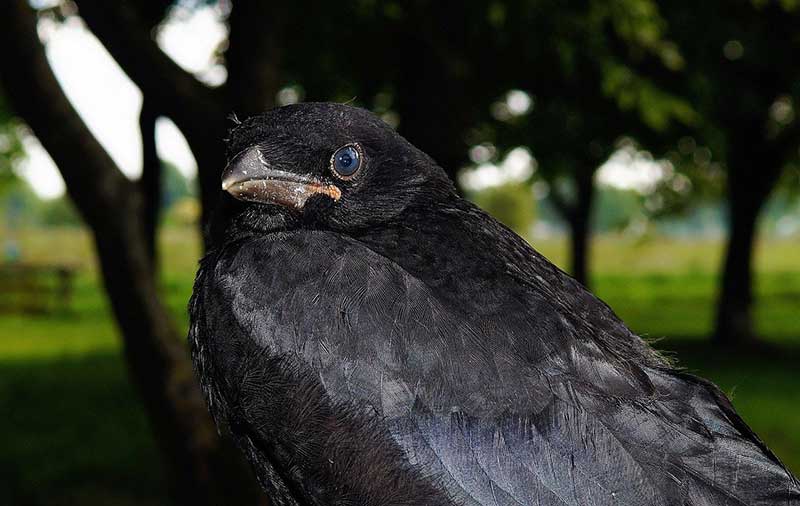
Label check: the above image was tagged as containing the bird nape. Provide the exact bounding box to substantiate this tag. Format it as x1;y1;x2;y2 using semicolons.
189;103;799;506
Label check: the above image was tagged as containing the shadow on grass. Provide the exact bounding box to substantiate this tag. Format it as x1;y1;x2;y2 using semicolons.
0;351;168;506
1;338;797;505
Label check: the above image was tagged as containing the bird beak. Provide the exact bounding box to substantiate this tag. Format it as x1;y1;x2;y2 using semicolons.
221;147;341;210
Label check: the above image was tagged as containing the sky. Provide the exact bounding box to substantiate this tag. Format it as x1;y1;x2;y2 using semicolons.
18;6;226;199
16;5;663;200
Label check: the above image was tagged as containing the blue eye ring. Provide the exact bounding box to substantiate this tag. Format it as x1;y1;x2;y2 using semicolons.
330;143;364;179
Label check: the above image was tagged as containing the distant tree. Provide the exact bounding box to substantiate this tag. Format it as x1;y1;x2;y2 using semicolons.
37;195;82;227
260;0;695;289
161;161;196;210
653;0;800;345
0;96;24;196
470;183;537;234
471;0;694;286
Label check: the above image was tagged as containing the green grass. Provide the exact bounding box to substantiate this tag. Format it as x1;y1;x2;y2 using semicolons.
1;226;798;505
1;352;166;506
537;235;800;341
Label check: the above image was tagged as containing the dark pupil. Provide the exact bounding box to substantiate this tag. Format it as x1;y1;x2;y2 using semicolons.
335;147;359;175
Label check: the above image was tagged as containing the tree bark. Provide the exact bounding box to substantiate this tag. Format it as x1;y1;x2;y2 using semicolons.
0;4;261;505
140;97;160;266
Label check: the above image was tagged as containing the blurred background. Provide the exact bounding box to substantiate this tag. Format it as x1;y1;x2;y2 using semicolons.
0;1;798;505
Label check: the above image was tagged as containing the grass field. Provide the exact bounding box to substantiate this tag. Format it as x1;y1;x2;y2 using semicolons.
1;226;798;505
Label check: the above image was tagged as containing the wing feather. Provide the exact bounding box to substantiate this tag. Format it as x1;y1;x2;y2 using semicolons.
191;231;800;506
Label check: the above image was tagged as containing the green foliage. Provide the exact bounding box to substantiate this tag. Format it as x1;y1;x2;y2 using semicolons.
469;183;536;235
0;94;24;196
161;161;195;209
602;62;698;131
1;178;41;229
0;179;81;228
776;165;800;200
656;0;800;166
0;159;196;229
591;186;644;231
604;0;667;49
37;196;82;227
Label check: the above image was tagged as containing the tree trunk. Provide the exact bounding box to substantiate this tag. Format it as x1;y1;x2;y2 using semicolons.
714;197;759;345
713;154;780;346
567;170;594;287
139;97;160;266
548;165;596;287
94;212;264;506
93;210;245;506
0;4;261;505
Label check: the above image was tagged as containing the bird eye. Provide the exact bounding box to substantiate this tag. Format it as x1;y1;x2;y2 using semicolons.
330;144;362;179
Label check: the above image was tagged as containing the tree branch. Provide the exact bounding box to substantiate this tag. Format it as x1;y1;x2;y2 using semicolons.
74;1;230;230
0;4;133;230
75;1;225;129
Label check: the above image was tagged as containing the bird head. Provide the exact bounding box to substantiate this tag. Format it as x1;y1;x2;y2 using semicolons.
214;103;455;240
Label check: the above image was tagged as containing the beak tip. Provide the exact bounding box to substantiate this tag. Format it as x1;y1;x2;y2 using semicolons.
222;147;261;193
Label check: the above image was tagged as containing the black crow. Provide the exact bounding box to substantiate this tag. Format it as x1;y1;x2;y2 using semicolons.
189;103;799;505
